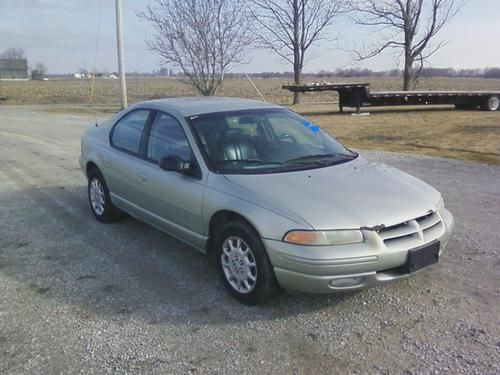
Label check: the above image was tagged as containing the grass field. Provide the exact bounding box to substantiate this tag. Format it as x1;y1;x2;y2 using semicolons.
1;76;499;164
299;105;500;164
2;76;500;105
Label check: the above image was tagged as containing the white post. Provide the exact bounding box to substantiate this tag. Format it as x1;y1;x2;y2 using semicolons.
115;0;127;109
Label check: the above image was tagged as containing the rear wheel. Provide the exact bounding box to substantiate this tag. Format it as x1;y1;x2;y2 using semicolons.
481;95;500;111
215;220;281;305
87;169;122;223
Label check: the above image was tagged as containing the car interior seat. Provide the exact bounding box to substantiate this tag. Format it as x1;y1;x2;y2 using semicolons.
220;128;258;161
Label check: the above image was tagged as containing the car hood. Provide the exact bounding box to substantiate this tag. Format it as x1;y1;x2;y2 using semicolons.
223;156;441;230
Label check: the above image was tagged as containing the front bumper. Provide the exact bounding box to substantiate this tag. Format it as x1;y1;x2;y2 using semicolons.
263;208;454;294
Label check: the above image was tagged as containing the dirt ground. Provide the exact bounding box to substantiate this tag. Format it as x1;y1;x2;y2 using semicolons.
0;105;499;374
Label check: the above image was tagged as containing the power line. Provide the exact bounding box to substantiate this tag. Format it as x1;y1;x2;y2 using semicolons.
244;71;266;102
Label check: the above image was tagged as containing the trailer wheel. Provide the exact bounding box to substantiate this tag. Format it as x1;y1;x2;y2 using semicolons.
482;95;500;111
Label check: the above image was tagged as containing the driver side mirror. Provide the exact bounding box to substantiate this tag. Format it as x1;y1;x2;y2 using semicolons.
159;155;191;173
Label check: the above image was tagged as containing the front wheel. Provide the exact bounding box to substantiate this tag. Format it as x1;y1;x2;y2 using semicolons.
215;220;281;305
87;169;122;223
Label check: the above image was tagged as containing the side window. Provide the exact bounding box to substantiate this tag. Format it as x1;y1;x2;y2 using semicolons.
147;112;192;163
111;110;150;154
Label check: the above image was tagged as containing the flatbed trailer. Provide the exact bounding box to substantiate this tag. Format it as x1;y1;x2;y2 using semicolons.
282;83;500;113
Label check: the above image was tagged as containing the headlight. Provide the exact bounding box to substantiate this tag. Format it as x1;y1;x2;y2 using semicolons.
283;230;364;246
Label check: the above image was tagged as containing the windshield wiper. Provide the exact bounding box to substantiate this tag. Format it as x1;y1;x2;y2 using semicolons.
217;159;283;164
286;153;337;163
286;153;356;165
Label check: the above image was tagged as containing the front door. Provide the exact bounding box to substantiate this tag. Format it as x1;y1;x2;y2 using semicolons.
134;111;206;249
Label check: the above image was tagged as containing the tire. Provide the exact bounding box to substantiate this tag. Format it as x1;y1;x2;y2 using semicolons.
481;95;500;111
87;169;122;223
215;220;281;305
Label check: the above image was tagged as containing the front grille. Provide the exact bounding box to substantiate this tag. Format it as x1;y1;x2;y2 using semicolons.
377;211;444;248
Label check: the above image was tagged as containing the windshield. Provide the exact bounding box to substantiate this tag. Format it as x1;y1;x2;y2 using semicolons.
188;108;357;174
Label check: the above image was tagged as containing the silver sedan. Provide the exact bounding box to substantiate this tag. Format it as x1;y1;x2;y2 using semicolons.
79;97;454;305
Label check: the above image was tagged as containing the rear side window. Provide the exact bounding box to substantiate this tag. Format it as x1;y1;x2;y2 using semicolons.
111;110;150;154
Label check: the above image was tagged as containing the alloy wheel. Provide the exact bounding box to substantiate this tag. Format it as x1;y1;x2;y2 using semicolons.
89;178;105;216
220;236;258;294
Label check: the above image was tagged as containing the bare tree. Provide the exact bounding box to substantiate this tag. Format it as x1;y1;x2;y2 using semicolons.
139;0;252;96
1;47;26;60
249;0;346;104
31;62;47;80
350;0;462;90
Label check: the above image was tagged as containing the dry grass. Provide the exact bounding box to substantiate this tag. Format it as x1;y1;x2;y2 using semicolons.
2;76;500;106
0;77;291;105
1;76;499;165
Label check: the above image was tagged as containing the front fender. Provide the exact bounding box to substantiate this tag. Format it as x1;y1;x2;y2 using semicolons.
203;173;313;241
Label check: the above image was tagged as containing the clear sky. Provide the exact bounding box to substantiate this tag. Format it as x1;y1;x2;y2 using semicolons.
1;0;499;74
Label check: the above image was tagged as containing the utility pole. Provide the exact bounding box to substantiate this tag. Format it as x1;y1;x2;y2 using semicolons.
115;0;127;109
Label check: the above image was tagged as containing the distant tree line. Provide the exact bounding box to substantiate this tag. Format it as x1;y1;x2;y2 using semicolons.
103;67;500;80
221;67;500;79
122;67;500;79
47;67;500;80
483;68;500;79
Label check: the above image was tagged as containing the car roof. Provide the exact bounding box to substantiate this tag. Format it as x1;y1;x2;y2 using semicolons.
135;96;283;117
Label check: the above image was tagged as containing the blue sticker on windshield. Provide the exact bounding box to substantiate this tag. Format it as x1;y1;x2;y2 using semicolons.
303;121;320;133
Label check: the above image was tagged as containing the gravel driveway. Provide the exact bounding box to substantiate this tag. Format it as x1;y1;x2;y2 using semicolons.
1;105;499;374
